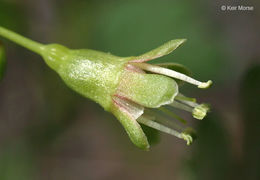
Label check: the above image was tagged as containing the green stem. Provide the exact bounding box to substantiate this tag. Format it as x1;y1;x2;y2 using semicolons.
0;26;45;55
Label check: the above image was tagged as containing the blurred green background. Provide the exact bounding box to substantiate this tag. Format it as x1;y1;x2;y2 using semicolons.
0;0;259;179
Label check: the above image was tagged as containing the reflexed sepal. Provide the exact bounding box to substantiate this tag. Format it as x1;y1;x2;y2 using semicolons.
130;39;186;63
110;97;149;150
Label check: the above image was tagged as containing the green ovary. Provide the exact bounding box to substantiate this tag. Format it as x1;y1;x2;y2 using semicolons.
41;45;128;110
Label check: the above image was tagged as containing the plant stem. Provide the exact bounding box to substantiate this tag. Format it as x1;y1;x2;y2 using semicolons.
0;26;45;55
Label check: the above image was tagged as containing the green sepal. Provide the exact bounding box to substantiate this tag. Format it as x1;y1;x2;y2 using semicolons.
130;39;186;62
155;63;191;85
110;102;150;150
0;42;6;81
117;70;179;108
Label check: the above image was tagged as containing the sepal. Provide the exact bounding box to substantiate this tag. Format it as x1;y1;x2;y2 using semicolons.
116;69;179;108
111;97;149;150
130;39;186;63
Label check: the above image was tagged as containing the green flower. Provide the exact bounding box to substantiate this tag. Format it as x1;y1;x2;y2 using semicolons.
0;26;212;150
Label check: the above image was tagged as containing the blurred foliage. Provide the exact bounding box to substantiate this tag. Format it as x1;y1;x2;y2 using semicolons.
0;42;5;80
0;1;26;30
240;64;260;180
181;113;231;180
0;142;36;180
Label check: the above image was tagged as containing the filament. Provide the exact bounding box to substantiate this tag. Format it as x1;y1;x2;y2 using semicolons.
131;63;212;88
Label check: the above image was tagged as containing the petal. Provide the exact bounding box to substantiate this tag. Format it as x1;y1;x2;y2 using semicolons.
129;39;186;63
113;95;144;120
111;96;149;150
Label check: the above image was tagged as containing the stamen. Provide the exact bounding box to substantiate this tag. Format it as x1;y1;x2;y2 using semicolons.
175;93;196;103
159;107;187;124
137;116;193;144
181;133;193;145
169;101;193;112
145;109;183;131
131;63;212;88
192;104;209;120
176;93;199;108
175;93;210;120
182;101;198;108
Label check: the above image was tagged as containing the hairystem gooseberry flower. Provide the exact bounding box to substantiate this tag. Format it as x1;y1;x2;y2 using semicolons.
0;26;212;150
